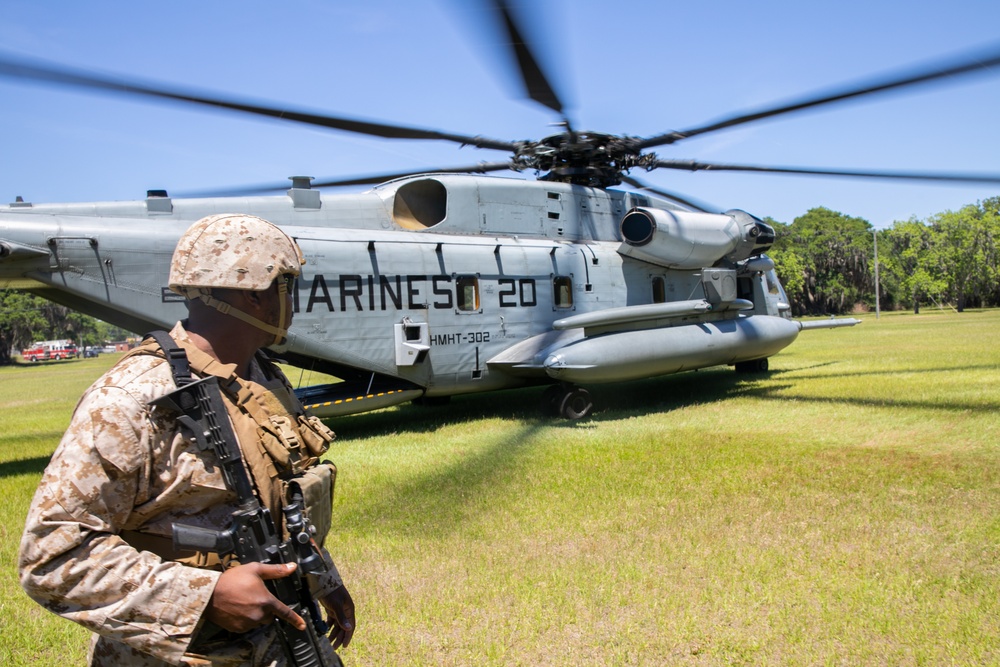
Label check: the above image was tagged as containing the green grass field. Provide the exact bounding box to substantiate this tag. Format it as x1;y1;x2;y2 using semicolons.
2;310;998;665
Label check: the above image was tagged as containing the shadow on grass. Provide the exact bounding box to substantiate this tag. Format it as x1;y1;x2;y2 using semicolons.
771;361;1000;381
333;358;999;441
330;374;754;539
741;384;1000;414
4;358;84;368
338;419;547;539
0;431;62;478
332;367;755;441
333;362;997;539
0;456;52;478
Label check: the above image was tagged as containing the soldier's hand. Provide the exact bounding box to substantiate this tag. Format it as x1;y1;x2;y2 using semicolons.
321;584;356;649
206;562;306;633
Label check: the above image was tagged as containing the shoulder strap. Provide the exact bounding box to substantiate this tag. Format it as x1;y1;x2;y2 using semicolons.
143;330;194;387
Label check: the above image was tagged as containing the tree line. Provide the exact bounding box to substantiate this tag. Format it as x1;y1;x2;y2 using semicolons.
767;196;1000;316
0;291;130;365
2;196;998;363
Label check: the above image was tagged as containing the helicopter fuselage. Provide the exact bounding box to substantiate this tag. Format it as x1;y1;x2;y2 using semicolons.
0;173;808;417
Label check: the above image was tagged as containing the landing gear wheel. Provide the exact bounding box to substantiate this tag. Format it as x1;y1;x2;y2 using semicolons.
735;358;769;373
559;387;593;420
540;384;594;419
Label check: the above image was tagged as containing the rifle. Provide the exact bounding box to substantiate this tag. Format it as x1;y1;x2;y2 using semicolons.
151;375;334;667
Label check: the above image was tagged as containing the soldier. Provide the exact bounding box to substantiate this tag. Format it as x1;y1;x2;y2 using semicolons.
19;214;355;666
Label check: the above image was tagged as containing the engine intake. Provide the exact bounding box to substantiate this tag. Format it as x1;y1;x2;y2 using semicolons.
618;207;774;269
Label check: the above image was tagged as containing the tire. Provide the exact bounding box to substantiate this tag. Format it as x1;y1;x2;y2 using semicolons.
735;358;769;373
559;387;593;420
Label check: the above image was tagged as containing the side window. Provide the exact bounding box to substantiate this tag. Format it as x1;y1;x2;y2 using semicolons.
456;275;480;311
651;276;666;304
553;276;573;309
765;268;783;296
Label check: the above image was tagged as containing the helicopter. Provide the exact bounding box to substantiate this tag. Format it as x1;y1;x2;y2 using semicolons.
2;3;1000;419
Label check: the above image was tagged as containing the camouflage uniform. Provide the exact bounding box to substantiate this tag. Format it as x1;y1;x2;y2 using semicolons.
19;322;343;666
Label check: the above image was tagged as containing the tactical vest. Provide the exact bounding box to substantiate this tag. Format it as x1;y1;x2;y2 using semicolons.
121;330;337;567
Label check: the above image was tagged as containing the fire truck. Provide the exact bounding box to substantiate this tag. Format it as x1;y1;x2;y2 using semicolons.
21;339;78;361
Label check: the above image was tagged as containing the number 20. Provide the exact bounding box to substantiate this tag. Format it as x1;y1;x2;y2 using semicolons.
498;278;537;307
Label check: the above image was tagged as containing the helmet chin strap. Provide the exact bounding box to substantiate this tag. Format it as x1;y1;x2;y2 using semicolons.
186;284;289;346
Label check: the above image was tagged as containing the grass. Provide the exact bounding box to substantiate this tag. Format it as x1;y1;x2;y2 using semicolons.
2;309;998;665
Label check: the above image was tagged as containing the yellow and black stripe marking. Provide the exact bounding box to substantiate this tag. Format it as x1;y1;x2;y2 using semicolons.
303;388;423;418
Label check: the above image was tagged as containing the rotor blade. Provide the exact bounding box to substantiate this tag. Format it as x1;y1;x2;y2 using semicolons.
619;175;718;213
636;42;1000;150
175;162;517;197
650;159;1000;185
311;161;516;188
0;53;519;152
490;0;566;116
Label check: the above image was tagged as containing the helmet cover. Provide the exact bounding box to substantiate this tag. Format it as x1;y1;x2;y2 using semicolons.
168;213;304;294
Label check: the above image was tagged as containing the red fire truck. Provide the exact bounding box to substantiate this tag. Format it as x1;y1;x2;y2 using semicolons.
20;339;79;362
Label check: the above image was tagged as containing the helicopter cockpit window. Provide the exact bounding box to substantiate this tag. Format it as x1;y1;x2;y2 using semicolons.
765;268;783;296
553;276;573;309
456;275;480;311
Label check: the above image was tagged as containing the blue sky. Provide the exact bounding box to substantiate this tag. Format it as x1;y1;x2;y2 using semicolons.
1;0;998;229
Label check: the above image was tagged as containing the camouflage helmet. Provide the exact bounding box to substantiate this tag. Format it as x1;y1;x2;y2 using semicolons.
168;213;304;294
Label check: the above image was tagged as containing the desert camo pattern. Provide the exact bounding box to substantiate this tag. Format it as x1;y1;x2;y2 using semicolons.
19;322;340;666
168;214;305;293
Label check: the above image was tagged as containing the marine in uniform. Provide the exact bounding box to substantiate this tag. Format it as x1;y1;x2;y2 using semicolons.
19;214;355;666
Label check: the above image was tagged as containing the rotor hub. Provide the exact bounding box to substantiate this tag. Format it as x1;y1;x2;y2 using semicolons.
514;131;646;188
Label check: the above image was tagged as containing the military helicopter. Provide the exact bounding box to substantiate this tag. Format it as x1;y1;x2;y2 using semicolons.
2;3;999;419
